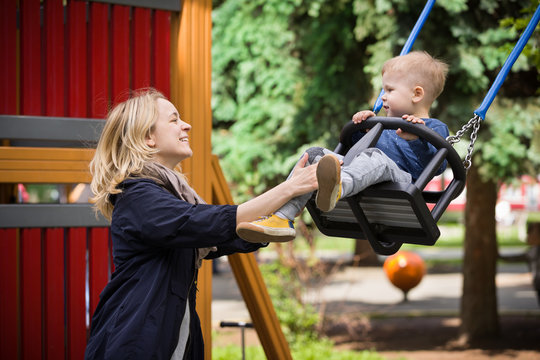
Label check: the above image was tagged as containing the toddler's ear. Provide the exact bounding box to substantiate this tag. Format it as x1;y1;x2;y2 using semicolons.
412;86;425;103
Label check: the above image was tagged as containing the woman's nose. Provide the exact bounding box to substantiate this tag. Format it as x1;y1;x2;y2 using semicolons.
181;121;191;131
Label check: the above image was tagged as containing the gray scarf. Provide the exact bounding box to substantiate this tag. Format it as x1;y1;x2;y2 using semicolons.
142;161;217;268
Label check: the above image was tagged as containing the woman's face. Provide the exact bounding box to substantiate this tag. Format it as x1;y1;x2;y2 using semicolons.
147;98;193;169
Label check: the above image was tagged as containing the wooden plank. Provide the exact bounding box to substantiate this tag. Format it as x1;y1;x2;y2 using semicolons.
132;7;152;89
0;115;105;142
153;10;171;98
0;147;95;160
88;228;110;318
89;2;110;118
67;1;88;117
111;5;131;103
20;0;43;115
0;204;109;228
21;228;43;360
66;228;87;360
0;0;17;114
0;171;92;184
0;229;19;360
0;160;91;171
44;228;65;360
0;146;94;183
44;0;65;117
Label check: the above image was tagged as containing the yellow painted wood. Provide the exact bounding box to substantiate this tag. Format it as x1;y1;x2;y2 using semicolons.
0;171;91;184
170;1;214;357
211;156;293;360
0;160;89;171
0;147;94;183
0;147;94;160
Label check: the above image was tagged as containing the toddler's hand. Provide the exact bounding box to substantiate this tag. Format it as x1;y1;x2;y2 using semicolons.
352;110;376;124
396;114;425;140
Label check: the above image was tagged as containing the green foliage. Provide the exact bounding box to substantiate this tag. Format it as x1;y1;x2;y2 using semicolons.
477;98;540;181
259;261;320;344
212;0;539;201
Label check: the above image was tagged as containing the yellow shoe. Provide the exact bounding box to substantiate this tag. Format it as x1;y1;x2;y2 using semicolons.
236;214;296;243
316;154;342;212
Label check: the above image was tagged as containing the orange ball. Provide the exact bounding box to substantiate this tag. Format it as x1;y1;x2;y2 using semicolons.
383;251;425;293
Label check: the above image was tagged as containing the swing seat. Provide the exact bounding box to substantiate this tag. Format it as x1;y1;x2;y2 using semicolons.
306;117;466;255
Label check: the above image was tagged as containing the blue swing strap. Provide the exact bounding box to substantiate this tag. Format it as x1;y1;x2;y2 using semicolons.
447;4;539;170
373;0;436;113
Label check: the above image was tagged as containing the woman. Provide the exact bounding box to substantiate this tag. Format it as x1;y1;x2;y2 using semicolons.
85;89;318;359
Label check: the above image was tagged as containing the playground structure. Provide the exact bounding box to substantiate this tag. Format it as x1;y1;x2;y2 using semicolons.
0;1;291;359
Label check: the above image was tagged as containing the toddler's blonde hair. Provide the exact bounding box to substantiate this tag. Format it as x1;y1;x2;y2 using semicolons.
382;51;448;104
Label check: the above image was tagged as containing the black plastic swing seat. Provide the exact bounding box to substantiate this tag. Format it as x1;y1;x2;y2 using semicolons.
306;117;466;255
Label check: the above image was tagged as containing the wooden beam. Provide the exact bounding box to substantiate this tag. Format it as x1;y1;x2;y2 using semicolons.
170;0;213;358
0;147;93;183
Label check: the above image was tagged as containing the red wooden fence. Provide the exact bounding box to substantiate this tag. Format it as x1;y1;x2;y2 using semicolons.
0;1;173;359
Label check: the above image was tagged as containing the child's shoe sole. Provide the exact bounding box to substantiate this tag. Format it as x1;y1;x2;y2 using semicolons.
316;154;341;212
236;222;295;243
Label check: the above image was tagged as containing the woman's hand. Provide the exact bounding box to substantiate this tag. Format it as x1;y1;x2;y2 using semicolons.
397;114;425;140
236;153;318;224
285;153;319;197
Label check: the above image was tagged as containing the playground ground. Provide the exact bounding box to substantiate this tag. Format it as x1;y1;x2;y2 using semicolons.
212;248;540;359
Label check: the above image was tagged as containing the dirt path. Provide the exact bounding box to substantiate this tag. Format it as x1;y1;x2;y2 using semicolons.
324;315;540;359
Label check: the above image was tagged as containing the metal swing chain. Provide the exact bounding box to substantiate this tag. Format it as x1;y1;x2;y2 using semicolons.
446;114;482;170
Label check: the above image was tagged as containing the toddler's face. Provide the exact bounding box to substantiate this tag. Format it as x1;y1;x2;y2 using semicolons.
381;72;416;118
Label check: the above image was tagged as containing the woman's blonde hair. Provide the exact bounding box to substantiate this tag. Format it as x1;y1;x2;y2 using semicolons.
382;51;448;104
90;88;166;220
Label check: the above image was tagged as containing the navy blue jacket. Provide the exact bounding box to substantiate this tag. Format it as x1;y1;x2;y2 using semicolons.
352;118;449;181
85;178;265;360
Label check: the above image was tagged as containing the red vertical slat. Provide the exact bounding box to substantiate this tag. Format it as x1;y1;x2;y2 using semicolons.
67;0;88;117
89;2;110;118
20;0;43;115
0;0;17;114
88;228;110;317
0;229;19;360
20;229;43;360
43;228;65;360
153;10;171;98
132;7;152;90
111;5;131;103
44;0;65;116
66;228;87;360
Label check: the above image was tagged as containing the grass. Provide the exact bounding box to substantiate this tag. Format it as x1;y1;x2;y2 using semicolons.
260;221;528;258
212;344;389;360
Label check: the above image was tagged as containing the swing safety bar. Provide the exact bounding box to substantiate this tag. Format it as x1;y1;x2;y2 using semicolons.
373;0;437;113
474;5;540;120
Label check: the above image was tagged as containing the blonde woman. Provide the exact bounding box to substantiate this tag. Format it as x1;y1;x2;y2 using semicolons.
84;89;318;360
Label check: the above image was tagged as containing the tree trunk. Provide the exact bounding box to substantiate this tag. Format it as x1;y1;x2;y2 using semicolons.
460;162;499;343
353;239;380;266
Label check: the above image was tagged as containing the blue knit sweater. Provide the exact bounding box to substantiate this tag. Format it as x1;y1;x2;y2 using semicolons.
351;118;449;181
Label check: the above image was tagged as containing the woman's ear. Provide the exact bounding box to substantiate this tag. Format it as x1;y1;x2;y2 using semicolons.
145;135;156;147
412;86;425;103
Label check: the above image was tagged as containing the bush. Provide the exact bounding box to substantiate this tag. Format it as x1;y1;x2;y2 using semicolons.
260;261;320;344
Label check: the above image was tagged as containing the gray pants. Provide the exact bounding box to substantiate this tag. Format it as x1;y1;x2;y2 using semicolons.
276;147;412;220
